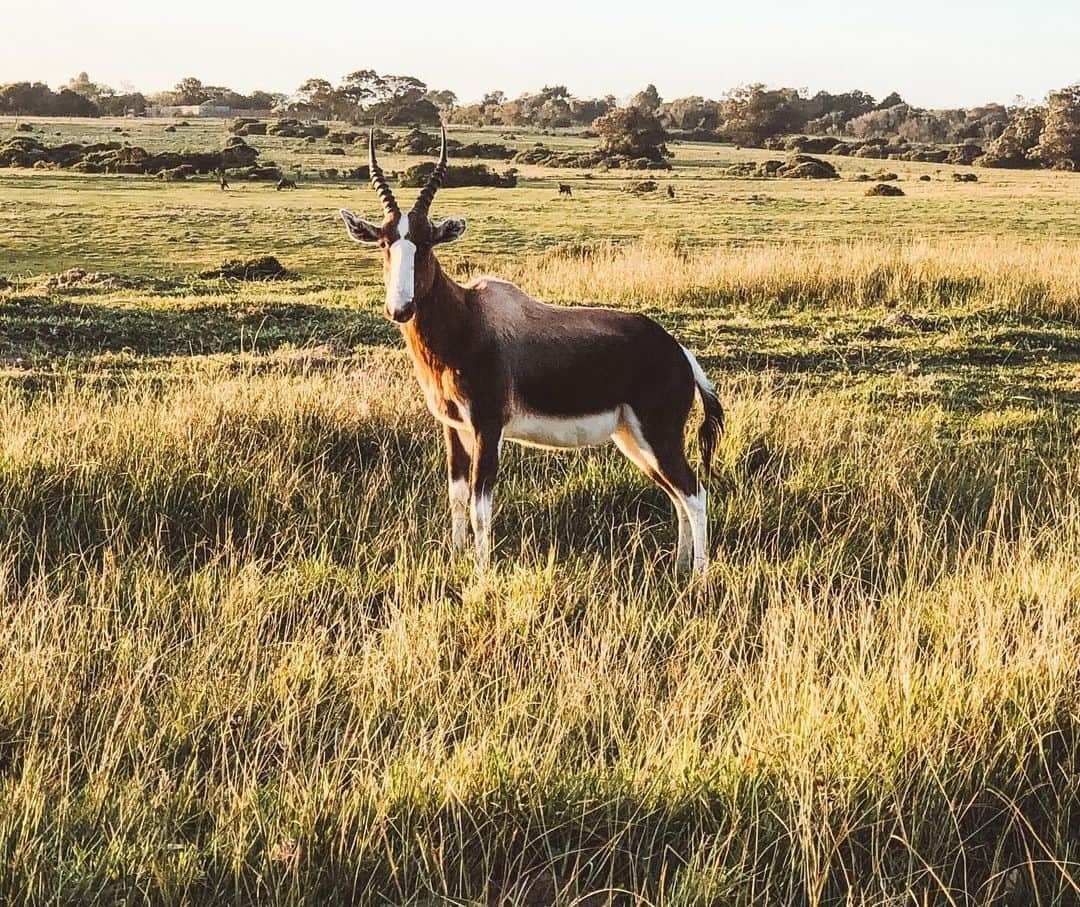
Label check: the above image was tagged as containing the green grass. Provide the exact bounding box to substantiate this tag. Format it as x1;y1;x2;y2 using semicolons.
1;117;1080;905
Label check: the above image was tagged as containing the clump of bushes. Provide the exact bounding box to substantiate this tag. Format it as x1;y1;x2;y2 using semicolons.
225;165;284;181
0;135;261;177
953;172;979;182
400;162;517;189
231;118;267;136
158;165;194;181
624;179;658;195
785;135;845;154
267;119;328;139
513;143;668;170
778;154;839;179
866;183;905;196
919;174;932;181
198;256;294;280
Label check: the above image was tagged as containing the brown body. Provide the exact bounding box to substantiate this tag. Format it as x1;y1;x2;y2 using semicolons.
340;128;722;572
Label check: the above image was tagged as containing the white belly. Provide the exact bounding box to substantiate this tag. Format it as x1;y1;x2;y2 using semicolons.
503;408;620;450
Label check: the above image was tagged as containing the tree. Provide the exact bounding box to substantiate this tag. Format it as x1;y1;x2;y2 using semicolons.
721;84;805;146
630;84;662;114
1031;85;1080;170
292;78;336;117
979;105;1046;168
174;77;208;105
594;106;669;160
874;91;904;110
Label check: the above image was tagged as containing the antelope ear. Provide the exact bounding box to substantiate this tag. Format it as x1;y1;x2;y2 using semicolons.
431;217;466;245
339;209;381;243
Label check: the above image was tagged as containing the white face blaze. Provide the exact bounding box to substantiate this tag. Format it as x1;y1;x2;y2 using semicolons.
385;215;416;319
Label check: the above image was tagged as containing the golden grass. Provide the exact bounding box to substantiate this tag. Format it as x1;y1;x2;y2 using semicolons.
0;366;1078;904
499;237;1080;318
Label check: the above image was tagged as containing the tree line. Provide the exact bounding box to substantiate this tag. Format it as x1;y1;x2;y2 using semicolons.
1;72;1077;170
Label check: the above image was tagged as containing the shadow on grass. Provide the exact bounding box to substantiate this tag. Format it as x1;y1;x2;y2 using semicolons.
0;295;396;359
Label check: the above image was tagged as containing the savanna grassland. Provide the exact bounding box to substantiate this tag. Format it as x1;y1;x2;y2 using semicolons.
2;116;1080;905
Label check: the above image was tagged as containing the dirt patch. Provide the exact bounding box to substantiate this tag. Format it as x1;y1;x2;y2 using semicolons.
198;256;295;281
39;269;133;290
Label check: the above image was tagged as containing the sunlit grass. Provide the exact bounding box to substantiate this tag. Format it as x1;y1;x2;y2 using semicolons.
2;118;1080;904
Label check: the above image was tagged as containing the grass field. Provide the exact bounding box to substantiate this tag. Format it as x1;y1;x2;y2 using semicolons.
2;117;1080;905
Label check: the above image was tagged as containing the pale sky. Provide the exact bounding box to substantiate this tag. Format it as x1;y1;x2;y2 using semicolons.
4;0;1077;108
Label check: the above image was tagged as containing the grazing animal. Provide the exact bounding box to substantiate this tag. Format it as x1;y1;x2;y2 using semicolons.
558;183;573;197
666;184;676;198
217;168;229;191
339;127;723;573
276;178;297;190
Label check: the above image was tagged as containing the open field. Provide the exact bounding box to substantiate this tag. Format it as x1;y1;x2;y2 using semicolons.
2;118;1080;904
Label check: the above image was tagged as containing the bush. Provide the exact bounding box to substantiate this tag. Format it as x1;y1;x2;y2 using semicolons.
231;120;267;136
399;162;516;189
953;172;978;182
777;154;838;179
865;183;905;196
198;256;295;280
919;174;932;181
624;179;658;195
594;106;669;161
157;165;194;181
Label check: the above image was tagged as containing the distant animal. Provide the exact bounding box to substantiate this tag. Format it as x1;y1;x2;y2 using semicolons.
276;178;297;190
666;184;675;198
558;183;573;197
217;169;229;191
339;127;723;574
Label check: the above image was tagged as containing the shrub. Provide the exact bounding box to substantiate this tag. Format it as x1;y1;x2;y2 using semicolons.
919;174;932;181
866;183;905;196
198;256;295;280
594;106;669;161
777;154;838;179
623;179;658;194
399;162;516;189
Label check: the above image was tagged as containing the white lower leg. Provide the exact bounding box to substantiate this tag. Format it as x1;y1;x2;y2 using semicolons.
681;486;708;574
471;490;493;569
673;497;693;571
449;479;470;552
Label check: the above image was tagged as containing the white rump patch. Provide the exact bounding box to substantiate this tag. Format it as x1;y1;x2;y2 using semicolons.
386;216;416;316
503;408;620;450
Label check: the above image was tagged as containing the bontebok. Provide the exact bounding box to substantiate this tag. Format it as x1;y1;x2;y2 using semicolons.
340;128;724;573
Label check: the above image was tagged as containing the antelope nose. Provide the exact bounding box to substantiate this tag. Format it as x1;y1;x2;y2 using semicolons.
387;302;415;323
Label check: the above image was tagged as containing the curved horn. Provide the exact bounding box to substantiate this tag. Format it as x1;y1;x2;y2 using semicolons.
412;123;447;221
368;127;399;219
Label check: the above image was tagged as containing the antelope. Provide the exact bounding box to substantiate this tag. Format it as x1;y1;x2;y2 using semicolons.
558;183;573;197
339;128;723;573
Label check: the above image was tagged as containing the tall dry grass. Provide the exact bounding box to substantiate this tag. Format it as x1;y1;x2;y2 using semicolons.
487;238;1080;319
0;359;1078;904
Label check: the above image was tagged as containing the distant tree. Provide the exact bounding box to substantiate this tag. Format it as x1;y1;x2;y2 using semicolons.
659;96;723;131
425;89;458;116
291;78;336;117
570;95;616;125
174;77;208;105
875;91;905;110
65;71;113;105
594;106;668;160
721;84;805;145
1031;85;1080;170
979;105;1046;168
630;83;662;114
